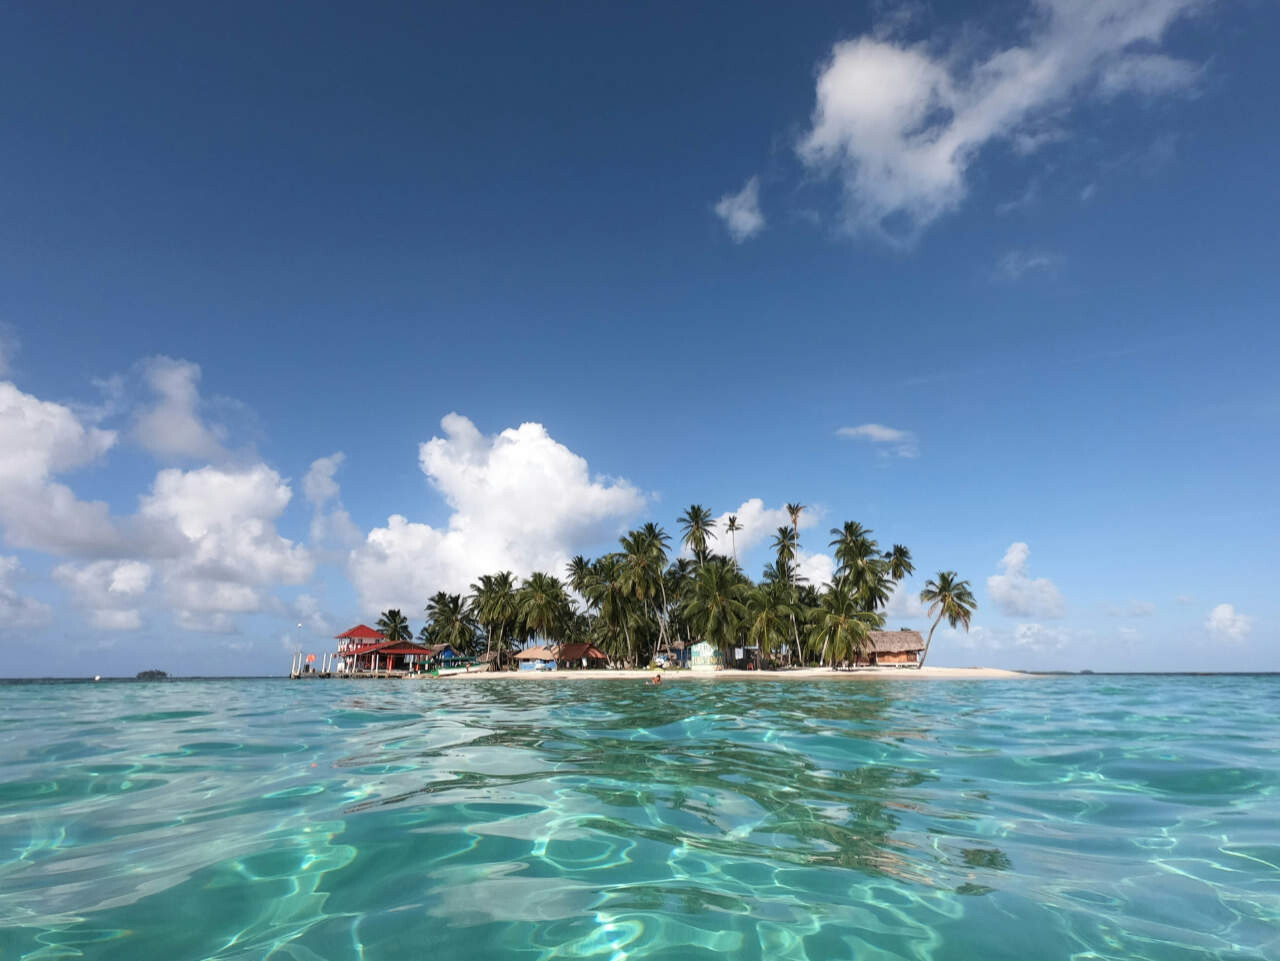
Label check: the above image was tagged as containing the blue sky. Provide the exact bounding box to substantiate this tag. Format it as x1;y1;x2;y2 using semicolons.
1;0;1275;675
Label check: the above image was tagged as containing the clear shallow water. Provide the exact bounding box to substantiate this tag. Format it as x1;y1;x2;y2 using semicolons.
0;677;1277;961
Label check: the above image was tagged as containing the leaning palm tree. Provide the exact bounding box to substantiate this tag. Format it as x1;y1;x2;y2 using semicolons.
725;515;741;565
918;571;977;668
678;504;717;565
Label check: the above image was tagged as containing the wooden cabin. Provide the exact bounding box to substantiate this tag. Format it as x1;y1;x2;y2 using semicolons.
853;629;926;667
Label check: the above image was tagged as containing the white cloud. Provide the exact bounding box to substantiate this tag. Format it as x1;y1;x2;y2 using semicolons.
53;559;152;631
708;499;819;561
1014;622;1071;650
714;176;766;242
293;593;332;635
1205;603;1252;642
304;452;361;549
140;464;313;628
0;381;125;556
996;249;1062;280
884;579;926;619
303;453;343;506
0;556;52;630
132;356;229;462
349;414;646;612
795;550;835;588
836;423;919;458
796;0;1207;240
987;542;1065;617
1099;53;1202;97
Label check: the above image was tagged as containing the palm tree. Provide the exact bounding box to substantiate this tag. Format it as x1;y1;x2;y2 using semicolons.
585;554;634;664
469;571;518;656
806;584;883;667
376;609;411;642
770;526;797;565
517;572;573;649
424;592;478;655
745;581;794;663
678;504;717;564
886;544;915;582
786;502;806;549
725;515;741;565
918;571;977;668
619;527;668;659
566;555;593;597
683;557;748;654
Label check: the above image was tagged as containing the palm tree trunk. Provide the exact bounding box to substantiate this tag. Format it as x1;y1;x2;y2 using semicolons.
920;614;942;669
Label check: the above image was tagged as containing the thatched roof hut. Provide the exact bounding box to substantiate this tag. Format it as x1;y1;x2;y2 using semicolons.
864;629;925;666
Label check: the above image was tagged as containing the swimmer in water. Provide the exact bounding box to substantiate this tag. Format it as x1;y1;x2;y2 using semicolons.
652;673;662;685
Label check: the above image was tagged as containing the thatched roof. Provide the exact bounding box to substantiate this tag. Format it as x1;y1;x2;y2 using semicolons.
515;645;555;660
868;630;925;653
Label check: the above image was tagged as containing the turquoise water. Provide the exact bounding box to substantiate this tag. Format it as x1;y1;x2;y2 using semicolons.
1;677;1277;961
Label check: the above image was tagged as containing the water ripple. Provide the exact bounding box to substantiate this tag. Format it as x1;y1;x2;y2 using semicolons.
0;676;1277;960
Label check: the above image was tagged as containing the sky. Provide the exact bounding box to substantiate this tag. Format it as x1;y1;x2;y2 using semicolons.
1;0;1276;676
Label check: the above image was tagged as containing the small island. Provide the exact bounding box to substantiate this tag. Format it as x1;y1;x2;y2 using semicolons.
135;669;168;680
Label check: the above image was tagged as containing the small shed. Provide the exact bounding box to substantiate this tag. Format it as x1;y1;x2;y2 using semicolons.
689;640;725;672
555;643;608;669
515;645;557;671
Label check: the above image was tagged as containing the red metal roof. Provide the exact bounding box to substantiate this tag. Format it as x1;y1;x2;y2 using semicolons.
367;641;434;656
336;624;384;640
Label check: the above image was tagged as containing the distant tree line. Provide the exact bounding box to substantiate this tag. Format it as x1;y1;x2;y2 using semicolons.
374;504;976;668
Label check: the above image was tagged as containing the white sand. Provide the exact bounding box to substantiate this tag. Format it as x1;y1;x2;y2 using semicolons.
445;665;1028;681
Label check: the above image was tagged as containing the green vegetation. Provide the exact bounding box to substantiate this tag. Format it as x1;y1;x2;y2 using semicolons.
375;506;975;667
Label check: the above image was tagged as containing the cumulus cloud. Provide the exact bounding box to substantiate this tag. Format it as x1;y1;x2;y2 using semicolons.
53;559;152;631
349;414;646;612
140;464;313;628
0;381;126;555
0;555;52;630
132;357;230;462
796;0;1207;240
987;542;1065;617
836;423;919;458
707;499;818;562
714;176;766;242
1205;603;1252;641
304;452;361;549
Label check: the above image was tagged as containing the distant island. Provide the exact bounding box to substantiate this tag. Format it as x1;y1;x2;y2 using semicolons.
135;669;168;680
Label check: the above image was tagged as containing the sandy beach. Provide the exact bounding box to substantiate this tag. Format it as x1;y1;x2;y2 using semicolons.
445;665;1028;681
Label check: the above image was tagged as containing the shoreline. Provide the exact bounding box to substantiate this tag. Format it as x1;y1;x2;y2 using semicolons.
444;665;1029;681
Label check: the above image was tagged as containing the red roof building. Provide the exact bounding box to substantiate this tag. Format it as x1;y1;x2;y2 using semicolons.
335;624;386;655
